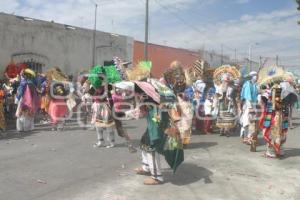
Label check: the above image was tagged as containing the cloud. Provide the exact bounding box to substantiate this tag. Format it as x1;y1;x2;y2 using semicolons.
236;0;250;4
149;7;300;67
0;0;20;14
0;0;299;67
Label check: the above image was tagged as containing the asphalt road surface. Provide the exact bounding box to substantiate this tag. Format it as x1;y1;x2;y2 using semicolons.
1;113;300;200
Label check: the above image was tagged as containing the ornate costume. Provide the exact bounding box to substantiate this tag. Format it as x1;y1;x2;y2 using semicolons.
260;84;289;158
164;61;186;95
92;98;115;148
258;66;296;156
0;88;6;133
177;96;193;145
15;69;40;132
47;83;68;131
139;106;167;183
214;65;241;136
240;72;259;149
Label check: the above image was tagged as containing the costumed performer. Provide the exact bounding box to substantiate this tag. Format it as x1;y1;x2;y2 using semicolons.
92;87;115;148
240;71;259;149
47;83;68;131
0;83;6;135
259;83;290;158
215;75;237;137
15;69;39;132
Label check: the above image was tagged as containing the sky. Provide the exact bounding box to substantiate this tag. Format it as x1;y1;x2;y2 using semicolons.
0;0;299;70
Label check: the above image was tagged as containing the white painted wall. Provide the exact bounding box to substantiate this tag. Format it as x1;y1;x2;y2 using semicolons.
0;13;133;77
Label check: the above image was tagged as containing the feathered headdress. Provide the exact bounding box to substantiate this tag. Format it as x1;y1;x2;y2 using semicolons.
126;61;152;81
213;65;240;84
88;65;122;88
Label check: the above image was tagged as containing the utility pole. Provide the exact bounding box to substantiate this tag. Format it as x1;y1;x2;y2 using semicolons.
259;56;262;70
221;44;223;65
234;48;237;65
276;55;279;66
92;3;98;67
248;45;252;72
144;0;149;61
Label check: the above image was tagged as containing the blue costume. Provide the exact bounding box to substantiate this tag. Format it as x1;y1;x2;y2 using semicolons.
240;80;258;103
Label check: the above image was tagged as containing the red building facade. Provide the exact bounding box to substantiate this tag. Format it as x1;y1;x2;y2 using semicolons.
133;41;200;78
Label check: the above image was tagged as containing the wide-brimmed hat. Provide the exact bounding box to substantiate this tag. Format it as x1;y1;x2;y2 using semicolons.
114;81;134;91
213;65;241;84
258;66;285;86
24;68;36;77
249;71;258;77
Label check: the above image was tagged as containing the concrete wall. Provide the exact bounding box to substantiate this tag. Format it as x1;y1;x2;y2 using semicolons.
0;13;133;77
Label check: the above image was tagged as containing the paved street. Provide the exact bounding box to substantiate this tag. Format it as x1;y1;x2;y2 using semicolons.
1;112;300;200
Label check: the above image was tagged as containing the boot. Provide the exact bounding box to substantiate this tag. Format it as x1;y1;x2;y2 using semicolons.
265;146;276;158
250;140;257;152
128;143;137;153
219;129;225;136
226;130;230;137
144;177;163;185
278;145;285;157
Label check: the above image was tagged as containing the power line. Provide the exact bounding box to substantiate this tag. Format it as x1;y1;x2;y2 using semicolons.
153;0;204;34
152;0;237;62
278;55;300;59
147;0;300;64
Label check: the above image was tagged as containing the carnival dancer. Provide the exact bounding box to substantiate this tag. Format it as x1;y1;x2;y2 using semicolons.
15;69;40;132
280;74;298;129
215;76;236;137
233;79;242;135
260;83;290;158
203;87;216;134
133;79;184;185
36;74;50;124
213;65;241;137
111;82;137;152
177;93;193;146
133;92;167;185
66;76;77;114
81;80;93;129
47;83;68;131
240;71;259;148
88;64;138;153
0;83;6;135
92;91;115;148
193;80;206;133
3;80;16;120
134;105;163;185
164;61;187;95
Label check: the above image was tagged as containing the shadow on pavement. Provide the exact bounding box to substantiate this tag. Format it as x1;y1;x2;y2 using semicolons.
123;126;138;129
116;139;141;148
163;163;213;186
186;142;218;149
280;148;300;159
291;122;300;128
0;130;40;140
256;137;266;147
